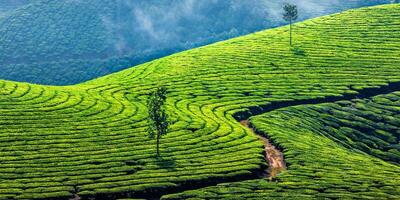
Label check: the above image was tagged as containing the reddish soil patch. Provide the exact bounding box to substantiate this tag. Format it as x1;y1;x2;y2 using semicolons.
240;120;286;179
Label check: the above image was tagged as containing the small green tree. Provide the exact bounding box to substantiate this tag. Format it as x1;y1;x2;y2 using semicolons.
147;86;169;157
283;3;298;46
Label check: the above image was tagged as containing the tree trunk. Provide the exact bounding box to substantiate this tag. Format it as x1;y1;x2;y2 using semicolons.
290;20;292;46
156;133;160;157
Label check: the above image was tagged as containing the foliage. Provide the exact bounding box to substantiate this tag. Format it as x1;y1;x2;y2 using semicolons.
147;87;169;157
283;3;298;22
283;3;298;46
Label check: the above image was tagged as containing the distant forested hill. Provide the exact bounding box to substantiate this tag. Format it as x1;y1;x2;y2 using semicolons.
0;0;30;17
0;0;30;11
0;0;394;85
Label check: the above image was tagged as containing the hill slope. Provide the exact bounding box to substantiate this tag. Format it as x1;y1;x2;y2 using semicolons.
0;0;29;16
163;90;400;200
0;4;400;199
0;0;393;85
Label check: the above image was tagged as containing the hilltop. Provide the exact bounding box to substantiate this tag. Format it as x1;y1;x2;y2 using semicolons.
0;0;393;85
0;3;399;200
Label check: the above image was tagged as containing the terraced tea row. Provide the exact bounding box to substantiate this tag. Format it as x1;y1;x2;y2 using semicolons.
163;91;400;200
0;80;264;200
0;4;399;199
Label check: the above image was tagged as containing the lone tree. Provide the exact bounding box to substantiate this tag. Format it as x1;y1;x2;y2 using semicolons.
147;86;169;157
283;3;298;46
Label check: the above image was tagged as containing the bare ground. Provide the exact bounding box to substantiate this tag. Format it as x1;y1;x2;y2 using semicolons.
240;120;286;179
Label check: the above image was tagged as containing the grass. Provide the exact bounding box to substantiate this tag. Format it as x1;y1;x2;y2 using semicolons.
0;3;400;199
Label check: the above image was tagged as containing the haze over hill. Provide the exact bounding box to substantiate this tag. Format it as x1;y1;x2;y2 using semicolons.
0;0;29;13
0;0;394;85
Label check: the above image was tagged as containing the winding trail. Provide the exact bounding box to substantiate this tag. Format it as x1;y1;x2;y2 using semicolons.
230;82;400;181
141;82;400;199
240;120;286;178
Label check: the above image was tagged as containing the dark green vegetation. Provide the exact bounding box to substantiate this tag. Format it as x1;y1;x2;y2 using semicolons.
307;96;400;164
282;3;298;46
0;4;399;199
147;87;170;157
0;0;29;14
0;0;393;85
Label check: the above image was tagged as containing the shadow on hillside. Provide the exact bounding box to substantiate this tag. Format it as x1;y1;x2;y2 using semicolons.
154;156;177;171
291;46;307;56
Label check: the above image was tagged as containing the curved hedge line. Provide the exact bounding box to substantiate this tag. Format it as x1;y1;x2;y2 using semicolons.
163;91;400;200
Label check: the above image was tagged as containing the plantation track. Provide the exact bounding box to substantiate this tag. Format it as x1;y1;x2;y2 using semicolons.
129;81;400;199
1;4;400;200
159;82;400;199
166;86;400;200
240;119;286;179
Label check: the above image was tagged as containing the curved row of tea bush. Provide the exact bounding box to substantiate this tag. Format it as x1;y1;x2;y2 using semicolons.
162;91;400;200
0;4;400;199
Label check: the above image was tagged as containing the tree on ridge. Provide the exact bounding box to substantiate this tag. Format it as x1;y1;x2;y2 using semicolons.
283;3;298;46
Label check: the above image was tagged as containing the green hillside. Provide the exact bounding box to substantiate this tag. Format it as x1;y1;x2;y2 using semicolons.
163;91;400;200
0;0;393;85
0;4;399;200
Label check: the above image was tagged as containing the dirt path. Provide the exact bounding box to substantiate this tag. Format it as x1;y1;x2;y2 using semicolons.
240;120;286;178
132;82;400;199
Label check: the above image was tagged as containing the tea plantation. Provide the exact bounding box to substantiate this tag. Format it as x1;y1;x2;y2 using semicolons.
0;0;392;85
163;91;400;200
0;4;399;200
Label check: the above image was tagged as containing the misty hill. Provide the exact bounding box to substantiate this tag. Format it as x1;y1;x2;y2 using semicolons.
0;0;394;85
0;0;29;13
0;3;399;199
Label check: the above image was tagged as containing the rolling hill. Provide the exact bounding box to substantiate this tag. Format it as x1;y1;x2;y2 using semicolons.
0;0;394;85
0;0;29;14
164;89;400;200
0;3;399;200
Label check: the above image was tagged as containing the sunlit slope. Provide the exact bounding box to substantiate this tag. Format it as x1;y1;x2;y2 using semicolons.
164;91;400;200
0;0;392;85
0;4;400;200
